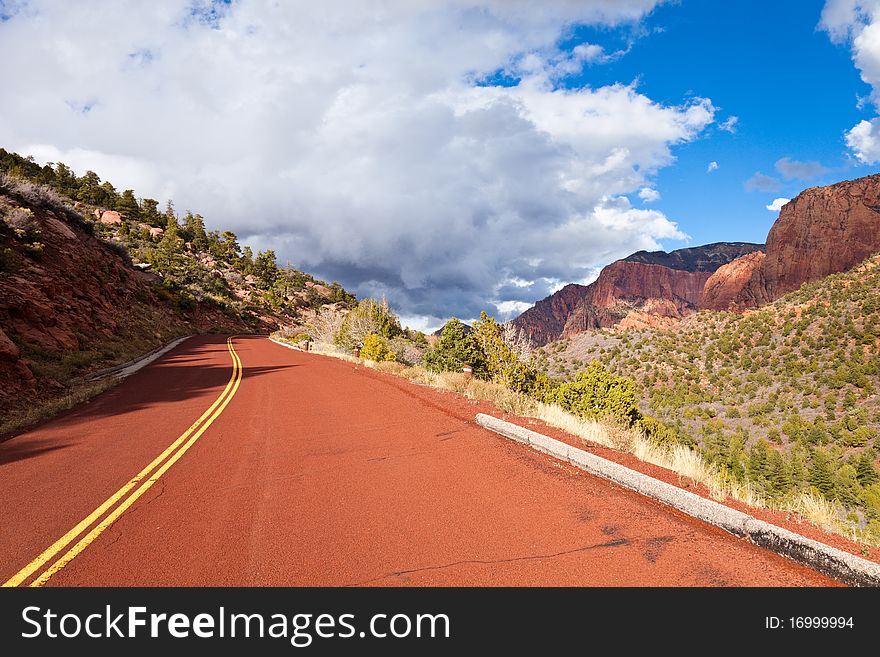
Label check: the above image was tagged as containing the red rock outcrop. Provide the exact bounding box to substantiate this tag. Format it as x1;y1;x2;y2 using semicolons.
512;243;764;345
701;251;766;311
510;282;590;346
559;261;711;338
99;210;122;225
0;195;252;414
736;174;880;306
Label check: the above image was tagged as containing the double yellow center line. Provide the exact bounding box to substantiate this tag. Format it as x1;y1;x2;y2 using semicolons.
3;337;242;588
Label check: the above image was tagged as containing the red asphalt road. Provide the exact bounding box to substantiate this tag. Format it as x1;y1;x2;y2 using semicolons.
0;335;835;586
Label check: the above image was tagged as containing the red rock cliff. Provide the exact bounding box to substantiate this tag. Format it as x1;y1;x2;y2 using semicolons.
736;175;880;306
559;261;710;337
701;251;766;311
510;282;589;346
511;242;763;345
0;195;253;415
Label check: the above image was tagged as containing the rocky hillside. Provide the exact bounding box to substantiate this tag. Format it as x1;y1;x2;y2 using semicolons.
0;149;356;426
512;242;764;345
622;242;766;272
0;179;198;411
538;254;880;528
522;173;880;533
508;283;590;346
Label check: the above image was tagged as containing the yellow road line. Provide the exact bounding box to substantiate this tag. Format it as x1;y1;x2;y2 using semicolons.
3;337;242;588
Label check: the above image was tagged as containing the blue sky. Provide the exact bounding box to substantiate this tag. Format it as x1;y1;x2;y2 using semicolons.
561;0;876;247
1;0;878;329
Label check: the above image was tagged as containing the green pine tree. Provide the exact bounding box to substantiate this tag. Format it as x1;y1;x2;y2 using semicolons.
856;451;879;486
116;190;141;220
164;199;176;228
75;170;104;205
423;318;487;377
240;246;254;273
141;198;161;227
184;212;208;251
747;439;771;493
808;450;836;498
768;450;792;497
253;249;278;289
53;162;77;196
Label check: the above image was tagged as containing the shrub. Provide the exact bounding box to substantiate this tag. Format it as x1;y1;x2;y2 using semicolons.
423;318;487;377
302;306;346;344
0;172;86;227
639;415;691;447
0;246;16;273
471;311;539;393
2;206;41;242
360;333;396;362
552;361;642;427
389;336;425;366
335;298;402;350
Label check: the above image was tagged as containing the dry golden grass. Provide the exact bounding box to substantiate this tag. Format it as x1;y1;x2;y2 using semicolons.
274;333;875;547
629;436;766;506
529;402;617;449
783;491;863;543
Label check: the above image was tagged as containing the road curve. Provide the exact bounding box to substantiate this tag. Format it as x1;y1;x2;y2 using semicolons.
0;334;836;586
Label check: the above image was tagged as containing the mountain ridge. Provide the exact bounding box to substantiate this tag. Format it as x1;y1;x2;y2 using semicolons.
512;242;765;346
622;241;765;273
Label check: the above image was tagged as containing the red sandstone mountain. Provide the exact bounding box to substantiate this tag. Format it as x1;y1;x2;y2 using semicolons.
701;250;766;311
512;242;764;345
729;175;880;307
559;261;712;337
509;282;591;346
515;173;880;345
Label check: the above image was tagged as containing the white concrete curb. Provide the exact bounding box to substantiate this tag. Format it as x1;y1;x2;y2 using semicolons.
269;336;308;352
475;413;880;587
84;335;192;381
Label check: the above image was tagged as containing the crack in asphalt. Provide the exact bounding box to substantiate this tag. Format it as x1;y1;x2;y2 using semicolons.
345;538;631;586
141;479;167;508
104;528;124;549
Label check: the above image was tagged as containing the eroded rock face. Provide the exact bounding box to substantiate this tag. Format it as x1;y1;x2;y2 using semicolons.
701;251;766;311
0;201;185;409
510;283;590;346
559;262;711;338
99;210;122;225
0;327;20;361
736;175;880;306
511;243;764;345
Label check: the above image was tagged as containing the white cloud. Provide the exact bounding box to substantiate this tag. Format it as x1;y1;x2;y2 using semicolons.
0;0;715;324
845;117;880;162
774;156;829;180
719;116;739;133
707;161;719;172
495;300;535;315
638;187;660;202
744;171;782;192
821;1;880;163
766;197;791;212
573;43;608;63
